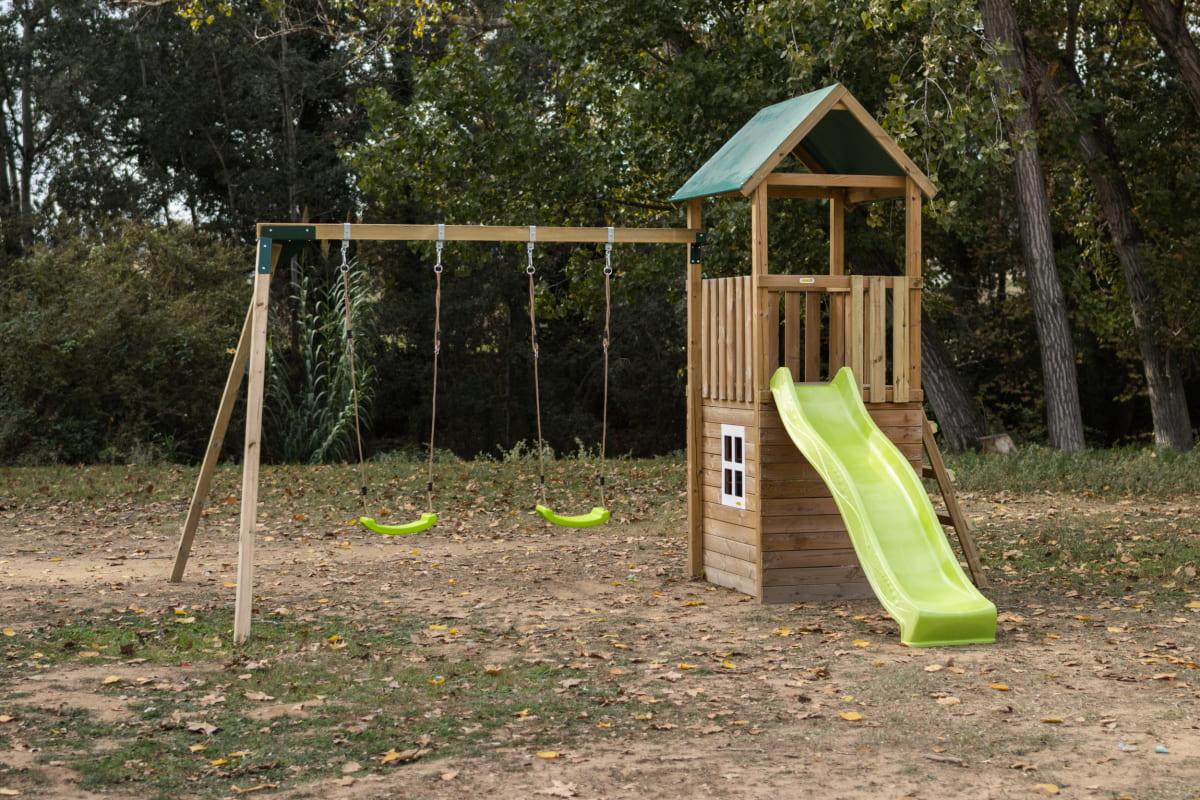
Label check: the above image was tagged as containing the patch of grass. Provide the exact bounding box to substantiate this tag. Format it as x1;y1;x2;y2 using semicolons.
946;446;1200;497
977;507;1200;598
2;609;423;673
3;610;671;799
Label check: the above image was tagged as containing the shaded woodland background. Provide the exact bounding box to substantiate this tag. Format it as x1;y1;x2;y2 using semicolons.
1;0;1198;464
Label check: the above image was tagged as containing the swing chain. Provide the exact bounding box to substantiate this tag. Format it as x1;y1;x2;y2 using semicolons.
526;229;546;503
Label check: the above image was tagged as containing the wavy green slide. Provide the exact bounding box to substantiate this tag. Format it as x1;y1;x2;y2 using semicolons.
769;367;996;647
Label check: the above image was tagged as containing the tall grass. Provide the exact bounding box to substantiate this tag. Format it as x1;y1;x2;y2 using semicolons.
266;262;375;464
946;445;1200;496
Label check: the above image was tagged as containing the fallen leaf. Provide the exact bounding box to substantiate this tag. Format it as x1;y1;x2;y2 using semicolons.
0;716;14;724
839;711;863;722
936;696;962;706
101;675;122;685
924;754;964;766
1;629;14;637
244;691;275;702
852;639;870;648
429;676;446;686
1041;717;1063;724
536;751;560;760
187;721;219;735
230;784;277;795
989;683;1010;691
0;790;19;797
209;758;228;766
379;748;425;765
341;762;361;774
721;659;736;670
1032;784;1060;795
924;664;944;672
484;664;503;675
534;780;578;798
677;662;697;670
188;744;207;753
440;770;459;781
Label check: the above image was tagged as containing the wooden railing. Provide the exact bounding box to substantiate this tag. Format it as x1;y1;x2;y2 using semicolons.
760;274;914;403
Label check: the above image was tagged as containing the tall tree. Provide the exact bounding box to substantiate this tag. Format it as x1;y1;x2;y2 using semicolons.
979;0;1085;450
1025;39;1194;450
1138;0;1200;116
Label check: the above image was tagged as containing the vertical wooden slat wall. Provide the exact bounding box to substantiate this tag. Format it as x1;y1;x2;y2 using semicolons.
742;278;753;395
868;277;886;402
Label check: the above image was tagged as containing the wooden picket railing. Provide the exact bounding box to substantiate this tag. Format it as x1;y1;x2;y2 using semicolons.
700;276;754;403
760;274;913;403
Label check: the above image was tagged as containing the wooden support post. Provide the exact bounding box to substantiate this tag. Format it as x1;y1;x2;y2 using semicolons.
171;299;255;582
233;240;277;644
828;191;846;372
905;177;922;393
923;417;987;587
686;201;704;579
750;184;769;601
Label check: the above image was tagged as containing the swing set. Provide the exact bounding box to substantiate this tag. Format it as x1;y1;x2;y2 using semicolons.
170;222;698;642
345;224;618;535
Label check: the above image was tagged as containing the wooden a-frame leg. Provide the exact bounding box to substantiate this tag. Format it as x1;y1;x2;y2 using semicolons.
922;416;988;588
170;301;254;582
234;244;277;644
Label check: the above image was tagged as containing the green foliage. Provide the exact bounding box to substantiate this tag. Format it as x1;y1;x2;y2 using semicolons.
266;259;376;463
0;222;245;463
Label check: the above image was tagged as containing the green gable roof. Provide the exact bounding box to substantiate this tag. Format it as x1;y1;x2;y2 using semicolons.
670;84;930;203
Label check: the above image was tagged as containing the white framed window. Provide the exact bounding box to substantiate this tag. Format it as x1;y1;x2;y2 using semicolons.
720;424;746;509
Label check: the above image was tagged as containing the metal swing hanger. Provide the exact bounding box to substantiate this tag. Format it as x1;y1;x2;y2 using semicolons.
526;225;614;530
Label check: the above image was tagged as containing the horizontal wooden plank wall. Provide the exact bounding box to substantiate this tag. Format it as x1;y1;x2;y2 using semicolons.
756;397;924;604
702;277;753;404
700;401;759;596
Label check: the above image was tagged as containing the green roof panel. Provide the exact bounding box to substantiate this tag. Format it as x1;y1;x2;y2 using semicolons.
802;110;904;177
669;85;840;203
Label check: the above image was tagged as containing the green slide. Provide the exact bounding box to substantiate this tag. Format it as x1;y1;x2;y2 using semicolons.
769;367;996;647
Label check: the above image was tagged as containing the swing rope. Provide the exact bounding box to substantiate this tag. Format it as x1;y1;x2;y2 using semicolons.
525;228;548;506
340;224;370;520
599;231;612;508
526;226;613;528
426;229;444;514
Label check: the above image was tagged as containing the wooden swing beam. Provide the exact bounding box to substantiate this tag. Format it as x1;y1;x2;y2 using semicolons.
171;222;700;643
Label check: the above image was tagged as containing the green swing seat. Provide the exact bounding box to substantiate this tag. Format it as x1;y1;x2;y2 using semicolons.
535;504;610;529
359;512;438;536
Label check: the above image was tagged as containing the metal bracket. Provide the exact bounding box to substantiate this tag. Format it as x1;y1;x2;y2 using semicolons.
257;237;273;274
260;225;316;241
690;231;706;264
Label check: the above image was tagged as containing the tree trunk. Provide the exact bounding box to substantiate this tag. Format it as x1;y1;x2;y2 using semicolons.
980;0;1086;451
1139;0;1200;117
1029;53;1194;450
922;314;988;452
16;0;35;248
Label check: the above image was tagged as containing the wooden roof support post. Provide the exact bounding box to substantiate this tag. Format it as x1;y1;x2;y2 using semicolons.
750;183;769;602
233;239;277;644
686;200;704;579
905;177;922;393
828;189;846;373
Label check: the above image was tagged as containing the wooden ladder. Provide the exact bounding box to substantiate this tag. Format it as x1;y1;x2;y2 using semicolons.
921;415;988;588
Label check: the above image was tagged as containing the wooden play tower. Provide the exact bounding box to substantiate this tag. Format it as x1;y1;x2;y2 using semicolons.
678;84;984;602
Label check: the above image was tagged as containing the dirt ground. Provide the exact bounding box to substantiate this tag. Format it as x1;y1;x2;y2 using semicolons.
1;464;1198;799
